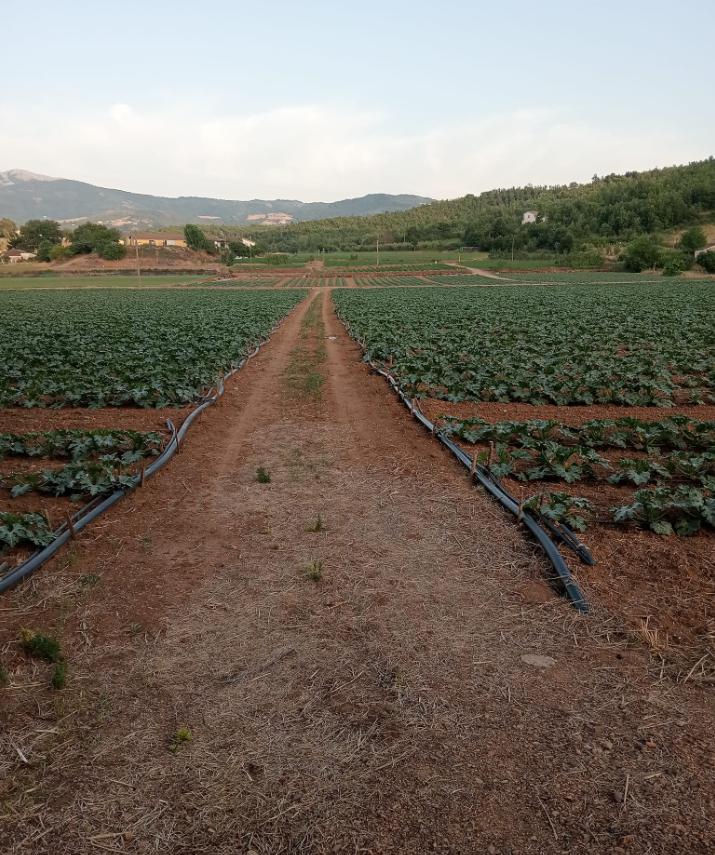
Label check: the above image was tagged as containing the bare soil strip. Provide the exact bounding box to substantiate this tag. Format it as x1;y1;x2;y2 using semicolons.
1;290;714;853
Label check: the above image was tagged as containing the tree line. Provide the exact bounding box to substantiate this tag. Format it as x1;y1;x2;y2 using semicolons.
189;157;715;269
4;220;126;261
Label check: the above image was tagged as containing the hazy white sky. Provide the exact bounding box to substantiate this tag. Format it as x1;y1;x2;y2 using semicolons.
1;0;713;201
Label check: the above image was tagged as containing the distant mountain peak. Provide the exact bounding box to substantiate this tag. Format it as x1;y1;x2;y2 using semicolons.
0;169;59;186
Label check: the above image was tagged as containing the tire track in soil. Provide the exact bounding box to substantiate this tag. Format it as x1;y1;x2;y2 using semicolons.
1;291;714;854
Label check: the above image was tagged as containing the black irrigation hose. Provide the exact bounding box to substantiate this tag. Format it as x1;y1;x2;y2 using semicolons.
0;326;283;595
373;362;591;613
336;318;590;613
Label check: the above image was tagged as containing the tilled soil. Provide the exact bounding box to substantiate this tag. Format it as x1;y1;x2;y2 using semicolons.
418;398;715;672
1;291;714;854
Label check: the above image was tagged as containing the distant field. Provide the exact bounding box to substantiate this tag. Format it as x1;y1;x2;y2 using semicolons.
0;275;211;290
503;272;715;284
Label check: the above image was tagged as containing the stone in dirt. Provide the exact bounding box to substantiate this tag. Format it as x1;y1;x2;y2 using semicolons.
521;654;556;668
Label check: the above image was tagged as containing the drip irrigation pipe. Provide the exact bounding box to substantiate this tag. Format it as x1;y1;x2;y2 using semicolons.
337;319;590;613
374;362;590;613
0;323;284;595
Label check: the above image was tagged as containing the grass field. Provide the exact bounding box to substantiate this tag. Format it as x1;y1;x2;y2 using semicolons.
0;274;212;290
227;250;566;269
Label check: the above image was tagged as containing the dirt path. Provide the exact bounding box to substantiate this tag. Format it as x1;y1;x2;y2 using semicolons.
1;290;714;854
445;262;513;281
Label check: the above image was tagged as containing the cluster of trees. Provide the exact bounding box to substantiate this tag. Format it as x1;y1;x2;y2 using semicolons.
622;226;712;275
185;158;715;264
8;219;126;261
182;225;265;265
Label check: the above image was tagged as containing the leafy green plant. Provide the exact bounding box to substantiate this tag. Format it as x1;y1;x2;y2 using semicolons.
307;514;325;532
525;492;594;532
608;457;671;486
0;512;54;551
613;486;715;536
306;560;324;581
50;663;68;690
0;428;164;461
169;727;193;752
7;458;136;502
522;443;608;483
256;466;271;484
20;629;63;662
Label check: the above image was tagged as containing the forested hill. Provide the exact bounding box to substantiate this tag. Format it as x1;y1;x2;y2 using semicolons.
200;158;715;255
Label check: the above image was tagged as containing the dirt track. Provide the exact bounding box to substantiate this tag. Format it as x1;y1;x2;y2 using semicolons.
1;290;714;854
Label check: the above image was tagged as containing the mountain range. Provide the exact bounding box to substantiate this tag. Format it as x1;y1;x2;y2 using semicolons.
0;170;432;230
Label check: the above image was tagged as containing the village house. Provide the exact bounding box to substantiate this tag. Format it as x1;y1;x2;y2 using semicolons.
124;232;188;247
0;248;37;263
522;210;539;225
694;243;715;259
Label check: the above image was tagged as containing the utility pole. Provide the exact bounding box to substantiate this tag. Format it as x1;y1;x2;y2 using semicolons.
376;236;380;268
511;235;515;263
135;241;141;287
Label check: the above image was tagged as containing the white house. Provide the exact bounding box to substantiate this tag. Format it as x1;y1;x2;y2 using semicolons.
209;237;256;251
522;211;539;225
0;248;37;263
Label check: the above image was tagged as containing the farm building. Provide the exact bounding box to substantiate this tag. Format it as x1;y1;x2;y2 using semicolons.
0;248;37;263
695;243;715;258
124;233;188;247
521;211;539;225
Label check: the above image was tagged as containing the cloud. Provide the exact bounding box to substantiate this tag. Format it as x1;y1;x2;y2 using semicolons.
0;102;709;201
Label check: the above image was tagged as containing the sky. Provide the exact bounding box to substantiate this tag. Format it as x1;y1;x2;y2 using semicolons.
1;0;713;202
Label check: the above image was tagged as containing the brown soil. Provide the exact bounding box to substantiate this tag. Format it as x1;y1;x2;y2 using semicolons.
0;408;189;435
417;398;715;661
52;247;222;273
420;399;715;426
1;292;714;853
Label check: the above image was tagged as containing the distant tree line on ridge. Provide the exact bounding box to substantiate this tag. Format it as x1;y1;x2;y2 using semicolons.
186;157;715;271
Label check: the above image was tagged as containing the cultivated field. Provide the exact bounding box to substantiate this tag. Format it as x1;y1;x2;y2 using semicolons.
0;290;305;559
334;283;715;651
1;281;714;853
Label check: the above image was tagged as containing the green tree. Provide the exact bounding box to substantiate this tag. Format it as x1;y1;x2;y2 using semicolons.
49;245;70;261
184;224;210;251
69;222;123;255
98;242;126;260
679;227;707;254
662;254;687;276
622;236;662;272
228;240;250;257
696;251;715;273
11;219;63;251
36;240;54;262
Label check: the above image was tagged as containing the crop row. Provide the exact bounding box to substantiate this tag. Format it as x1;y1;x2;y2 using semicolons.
0;428;164;461
525;486;715;537
333;284;715;407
